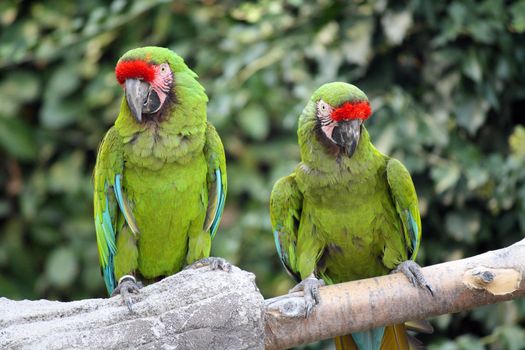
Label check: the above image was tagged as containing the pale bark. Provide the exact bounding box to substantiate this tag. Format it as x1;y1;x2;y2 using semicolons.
1;240;524;350
0;266;265;350
265;238;525;349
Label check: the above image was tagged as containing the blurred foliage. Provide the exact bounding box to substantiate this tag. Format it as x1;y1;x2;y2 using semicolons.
1;0;524;348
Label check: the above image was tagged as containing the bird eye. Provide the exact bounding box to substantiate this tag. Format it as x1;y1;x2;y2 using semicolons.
159;63;169;74
319;101;329;113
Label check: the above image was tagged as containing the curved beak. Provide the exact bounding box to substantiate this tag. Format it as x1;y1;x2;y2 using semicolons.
332;119;361;157
125;79;150;123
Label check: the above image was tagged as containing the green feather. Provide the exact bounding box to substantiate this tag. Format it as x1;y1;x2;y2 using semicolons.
386;158;422;260
94;47;226;294
270;82;423;349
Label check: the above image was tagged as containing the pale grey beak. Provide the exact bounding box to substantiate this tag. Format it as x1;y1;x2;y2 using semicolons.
125;79;150;123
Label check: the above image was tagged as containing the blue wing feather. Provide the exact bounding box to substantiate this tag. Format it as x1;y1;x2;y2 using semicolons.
114;174;139;236
99;182;117;294
273;228;301;282
104;255;116;294
273;229;284;261
114;174;125;219
406;210;419;260
210;168;225;239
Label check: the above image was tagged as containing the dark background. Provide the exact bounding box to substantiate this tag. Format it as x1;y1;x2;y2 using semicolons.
1;1;524;349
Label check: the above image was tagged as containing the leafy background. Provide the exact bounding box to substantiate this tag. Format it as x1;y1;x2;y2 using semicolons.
1;1;524;349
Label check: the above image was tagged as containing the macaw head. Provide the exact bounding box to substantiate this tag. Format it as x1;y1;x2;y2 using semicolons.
115;47;199;123
306;82;372;158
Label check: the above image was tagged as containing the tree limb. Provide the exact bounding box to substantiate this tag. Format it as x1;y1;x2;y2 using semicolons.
1;240;524;350
264;238;525;349
0;266;265;350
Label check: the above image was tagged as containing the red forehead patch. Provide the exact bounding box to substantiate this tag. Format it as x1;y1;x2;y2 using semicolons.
331;101;372;122
115;60;155;85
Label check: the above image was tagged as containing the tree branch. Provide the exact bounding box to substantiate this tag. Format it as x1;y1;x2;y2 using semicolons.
0;266;265;350
264;238;525;349
1;240;524;350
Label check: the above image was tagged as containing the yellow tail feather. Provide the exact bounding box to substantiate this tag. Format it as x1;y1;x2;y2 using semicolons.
380;324;410;350
334;334;359;350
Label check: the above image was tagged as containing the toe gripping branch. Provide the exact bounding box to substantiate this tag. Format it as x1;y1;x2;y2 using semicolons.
393;260;434;296
289;274;326;318
112;275;141;312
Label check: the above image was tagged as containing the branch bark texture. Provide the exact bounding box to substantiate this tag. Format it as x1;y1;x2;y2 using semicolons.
265;238;525;349
0;266;265;350
1;240;524;350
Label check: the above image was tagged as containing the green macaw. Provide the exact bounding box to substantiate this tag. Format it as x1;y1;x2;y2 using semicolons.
94;47;227;309
270;82;432;350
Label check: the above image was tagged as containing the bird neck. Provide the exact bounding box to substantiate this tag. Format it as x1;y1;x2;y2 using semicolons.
113;89;207;168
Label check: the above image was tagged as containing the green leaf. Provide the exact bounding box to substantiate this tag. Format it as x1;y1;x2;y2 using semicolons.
0;117;37;160
431;162;461;194
381;10;413;45
238;104;269;140
509;125;525;158
455;96;489;135
496;325;525;350
445;211;480;243
46;65;81;99
0;70;40;103
455;335;484;350
45;247;78;288
342;19;373;66
462;50;482;83
48;152;85;194
511;1;525;33
41;99;85;129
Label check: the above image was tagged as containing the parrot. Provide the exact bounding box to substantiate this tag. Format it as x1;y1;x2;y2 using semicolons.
270;82;432;349
93;47;227;310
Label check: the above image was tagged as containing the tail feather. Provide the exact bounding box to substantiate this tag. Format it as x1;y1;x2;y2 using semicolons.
352;328;385;350
334;334;359;350
379;324;409;350
405;320;434;334
334;325;411;350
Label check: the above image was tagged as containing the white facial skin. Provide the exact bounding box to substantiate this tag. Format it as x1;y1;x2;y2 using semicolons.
317;99;336;142
150;63;173;110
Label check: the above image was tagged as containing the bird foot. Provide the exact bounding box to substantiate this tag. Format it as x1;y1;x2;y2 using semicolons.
111;275;142;312
289;274;325;318
392;260;434;296
184;257;232;272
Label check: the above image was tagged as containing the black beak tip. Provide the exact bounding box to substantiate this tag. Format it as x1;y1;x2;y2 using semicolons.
346;140;358;157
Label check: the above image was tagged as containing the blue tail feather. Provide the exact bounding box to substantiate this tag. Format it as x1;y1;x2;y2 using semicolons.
352;327;385;350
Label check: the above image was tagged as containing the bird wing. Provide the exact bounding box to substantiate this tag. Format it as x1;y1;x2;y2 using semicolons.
386;158;422;260
93;127;138;294
202;123;227;239
270;174;303;282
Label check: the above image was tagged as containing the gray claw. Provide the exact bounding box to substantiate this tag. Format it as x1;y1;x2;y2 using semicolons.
185;257;232;272
289;276;325;318
393;260;434;296
112;276;142;312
